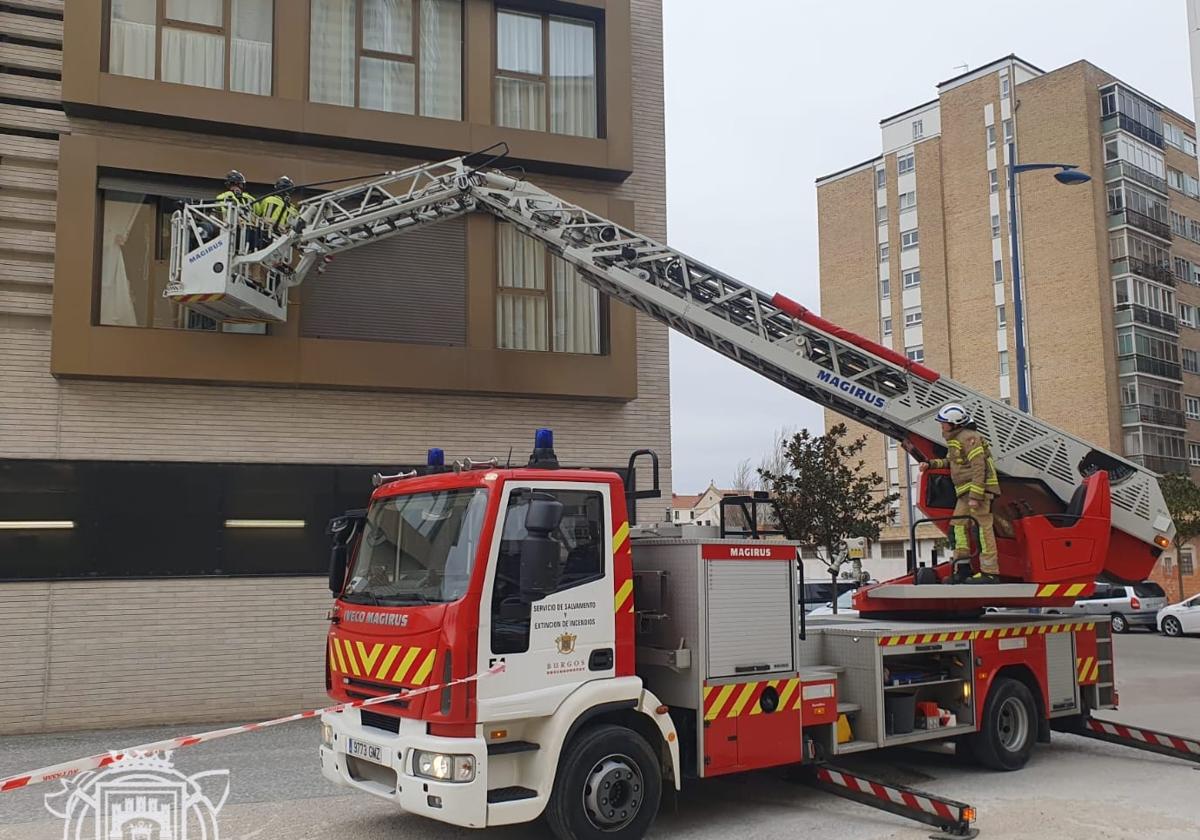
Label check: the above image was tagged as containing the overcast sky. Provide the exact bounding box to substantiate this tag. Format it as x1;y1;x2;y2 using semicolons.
661;0;1197;492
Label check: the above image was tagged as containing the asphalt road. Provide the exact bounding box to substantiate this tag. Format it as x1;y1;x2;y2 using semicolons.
2;631;1198;839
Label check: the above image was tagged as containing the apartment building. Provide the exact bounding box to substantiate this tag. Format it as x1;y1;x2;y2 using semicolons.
0;0;668;733
817;55;1200;602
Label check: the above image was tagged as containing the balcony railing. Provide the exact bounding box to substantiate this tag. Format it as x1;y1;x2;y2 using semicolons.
1130;453;1189;475
1111;256;1176;286
1121;404;1186;428
1102;112;1166;148
1114;303;1178;333
1110;207;1172;241
1118;354;1183;380
1105;160;1169;196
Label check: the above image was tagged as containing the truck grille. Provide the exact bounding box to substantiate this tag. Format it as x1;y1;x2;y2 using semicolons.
360;710;401;734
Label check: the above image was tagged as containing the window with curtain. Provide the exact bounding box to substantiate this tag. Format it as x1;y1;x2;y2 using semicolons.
495;8;598;138
496;223;602;354
108;0;274;95
309;0;462;120
99;181;266;334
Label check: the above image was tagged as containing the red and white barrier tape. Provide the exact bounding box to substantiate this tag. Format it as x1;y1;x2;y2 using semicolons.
1086;718;1200;756
816;767;960;822
0;663;504;794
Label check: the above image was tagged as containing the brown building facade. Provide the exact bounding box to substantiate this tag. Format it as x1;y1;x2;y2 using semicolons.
0;0;670;733
817;55;1200;602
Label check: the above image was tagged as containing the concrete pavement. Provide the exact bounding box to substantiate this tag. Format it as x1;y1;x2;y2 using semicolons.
1;631;1197;839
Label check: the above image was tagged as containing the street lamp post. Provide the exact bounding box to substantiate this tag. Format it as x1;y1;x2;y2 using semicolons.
1006;141;1091;413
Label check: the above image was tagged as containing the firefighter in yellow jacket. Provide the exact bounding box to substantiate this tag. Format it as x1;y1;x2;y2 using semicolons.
919;403;1002;583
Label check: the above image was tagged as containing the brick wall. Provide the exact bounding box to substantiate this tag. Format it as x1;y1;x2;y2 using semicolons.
0;0;670;732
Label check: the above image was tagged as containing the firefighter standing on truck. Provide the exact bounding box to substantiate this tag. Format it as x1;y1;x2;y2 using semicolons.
919;403;1002;583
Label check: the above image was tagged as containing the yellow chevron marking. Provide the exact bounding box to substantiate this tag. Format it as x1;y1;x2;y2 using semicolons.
329;639;343;673
955;631;967;641
984;629;995;638
612;521;630;554
999;628;1009;638
921;634;934;644
778;678;799;710
356;642;385;676
1086;622;1096;631
614;579;634;613
706;685;736;721
1065;583;1087;597
391;647;421;683
1038;626;1049;634
1037;584;1059;597
341;639;361;677
1089;661;1100;682
375;645;401;680
727;683;758;718
412;649;438;685
904;635;917;645
703;685;713;701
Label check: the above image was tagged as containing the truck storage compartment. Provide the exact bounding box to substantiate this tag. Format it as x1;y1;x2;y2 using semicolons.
705;556;795;679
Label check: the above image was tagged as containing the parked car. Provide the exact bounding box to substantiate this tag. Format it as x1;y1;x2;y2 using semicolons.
800;581;859;613
808;589;859;617
1044;581;1168;632
1157;593;1200;637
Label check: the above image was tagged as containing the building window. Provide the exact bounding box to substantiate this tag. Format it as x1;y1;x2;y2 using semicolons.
1172;211;1188;238
1191;443;1200;467
876;204;888;223
1003;118;1013;143
1185;348;1200;374
880;276;890;299
1183;547;1196;575
904;307;922;327
898;191;916;211
876;168;886;189
997;304;1006;328
1185;347;1200;373
882;316;893;337
494;8;598;138
912;119;924;140
900;229;919;250
905;345;924;362
1180;303;1197;329
496;223;602;353
902;268;920;289
99;184;265;334
989;169;999;194
1190;220;1200;244
1186;395;1200;420
999;350;1010;376
108;0;274;94
879;242;889;262
986;124;996;148
309;0;463;119
1001;75;1010;98
994;259;1003;284
991;213;1001;238
1175;257;1192;283
897;152;915;175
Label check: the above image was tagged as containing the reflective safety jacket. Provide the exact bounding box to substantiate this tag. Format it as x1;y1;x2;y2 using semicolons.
259;195;298;228
216;189;262;217
928;425;1000;501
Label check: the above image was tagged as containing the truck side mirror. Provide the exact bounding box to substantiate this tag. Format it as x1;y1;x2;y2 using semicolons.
326;511;364;595
520;497;564;602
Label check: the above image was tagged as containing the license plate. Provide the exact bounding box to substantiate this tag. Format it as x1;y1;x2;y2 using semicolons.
346;738;390;766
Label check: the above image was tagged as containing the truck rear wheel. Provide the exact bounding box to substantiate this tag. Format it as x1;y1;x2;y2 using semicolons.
545;724;662;840
966;676;1037;771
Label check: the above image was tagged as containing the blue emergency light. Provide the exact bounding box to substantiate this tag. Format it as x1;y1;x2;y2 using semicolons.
535;428;554;449
427;448;445;467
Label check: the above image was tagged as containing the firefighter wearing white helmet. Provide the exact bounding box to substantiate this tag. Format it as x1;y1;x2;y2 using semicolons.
919;403;1002;583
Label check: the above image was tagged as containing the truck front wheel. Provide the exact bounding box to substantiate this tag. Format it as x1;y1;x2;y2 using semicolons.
965;676;1037;771
545;724;662;840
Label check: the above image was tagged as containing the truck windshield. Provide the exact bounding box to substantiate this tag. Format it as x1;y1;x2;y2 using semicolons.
343;488;489;606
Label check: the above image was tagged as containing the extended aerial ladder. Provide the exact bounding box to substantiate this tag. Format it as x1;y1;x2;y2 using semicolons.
167;147;1175;614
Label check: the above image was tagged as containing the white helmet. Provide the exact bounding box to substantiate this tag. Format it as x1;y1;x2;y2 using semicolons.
935;403;971;426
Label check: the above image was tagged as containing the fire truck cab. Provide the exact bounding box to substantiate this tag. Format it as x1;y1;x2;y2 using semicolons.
318;432;1117;840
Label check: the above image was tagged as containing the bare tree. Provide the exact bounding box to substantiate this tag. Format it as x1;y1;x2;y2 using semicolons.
730;458;757;493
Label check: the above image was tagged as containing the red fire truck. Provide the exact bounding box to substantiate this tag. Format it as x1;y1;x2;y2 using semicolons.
168;150;1200;838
